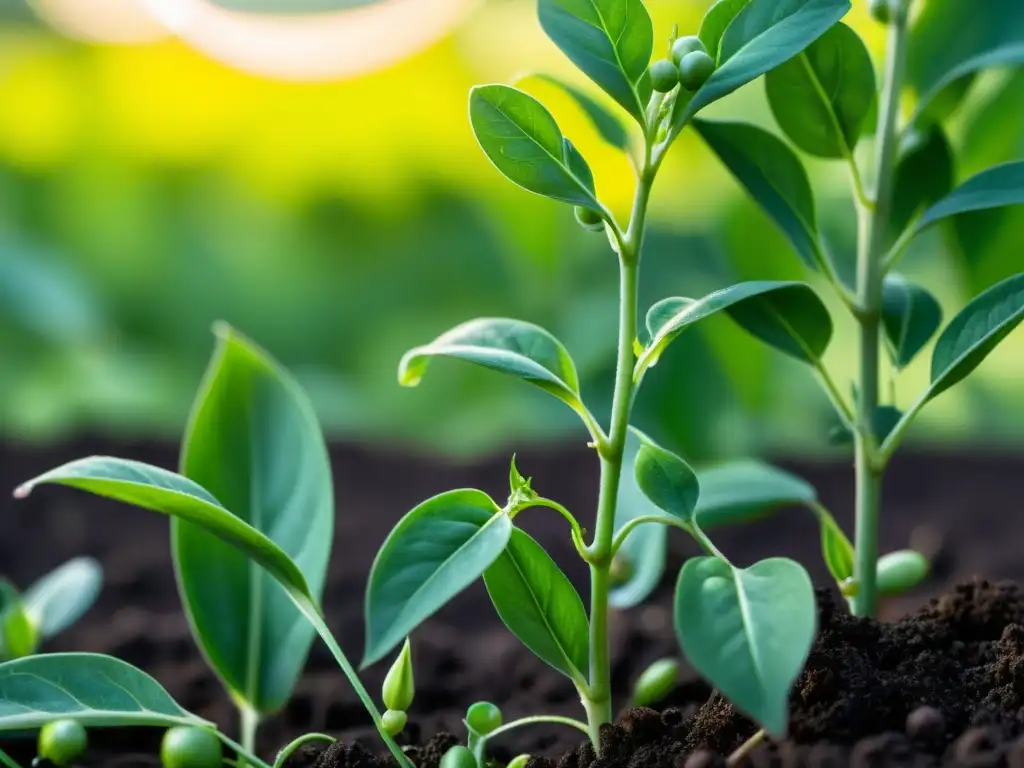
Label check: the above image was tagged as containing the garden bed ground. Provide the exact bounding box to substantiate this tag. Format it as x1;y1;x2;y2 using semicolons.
1;437;1023;767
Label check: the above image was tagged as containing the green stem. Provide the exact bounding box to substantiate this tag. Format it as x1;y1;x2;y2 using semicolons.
272;733;336;768
0;747;22;768
610;514;691;557
473;715;590;764
215;732;274;768
851;7;909;618
239;704;259;768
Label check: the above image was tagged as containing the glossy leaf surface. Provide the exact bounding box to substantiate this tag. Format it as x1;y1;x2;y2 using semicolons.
484;528;589;682
694;119;819;268
0;653;205;730
639;281;831;380
537;0;653;124
694;460;815;529
631;428;700;524
364;490;511;666
520;74;630;150
470;85;600;208
674;557;816;736
765;23;875;158
177;325;333;714
881;275;943;369
23;557;102;640
917;162;1024;233
699;0;751;62
668;0;851;139
400;317;584;414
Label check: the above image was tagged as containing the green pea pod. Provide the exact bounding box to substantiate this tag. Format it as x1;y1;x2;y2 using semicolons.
877;550;930;596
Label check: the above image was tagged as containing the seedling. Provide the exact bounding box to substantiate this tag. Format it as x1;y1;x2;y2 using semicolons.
0;557;102;662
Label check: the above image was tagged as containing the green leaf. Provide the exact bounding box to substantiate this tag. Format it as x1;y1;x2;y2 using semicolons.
537;0;653;125
609;433;668;609
694;120;819;268
877;550;930;596
915;162;1024;233
0;653;207;731
922;272;1024;404
765;23;875;159
176;324;333;715
400;317;585;415
699;0;751;63
694;460;815;530
364;490;511;667
819;517;853;583
470;85;600;209
631;428;700;524
668;0;851;140
639;281;832;381
881;275;943;369
890;125;954;241
483;528;589;682
829;405;903;445
674;557;816;737
0;582;36;661
518;74;630;151
22;557;102;640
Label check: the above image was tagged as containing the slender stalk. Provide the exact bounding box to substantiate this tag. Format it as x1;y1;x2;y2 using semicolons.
727;729;767;767
239;704;260;765
850;8;909;618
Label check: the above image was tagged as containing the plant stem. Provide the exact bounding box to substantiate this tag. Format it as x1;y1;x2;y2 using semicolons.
850;8;909;618
726;729;766;767
239;704;259;766
582;160;651;749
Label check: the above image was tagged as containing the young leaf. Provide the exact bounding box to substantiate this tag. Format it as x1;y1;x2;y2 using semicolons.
674;556;816;737
694;120;819;269
694;460;815;530
890;125;954;241
537;0;653;125
765;23;876;159
364;490;511;667
176;324;334;715
631;428;700;524
609;433;668;609
22;557;102;640
699;0;751;63
881;275;943;369
923;272;1024;404
518;74;630;151
469;85;600;209
819;516;853;583
483;527;589;683
916;161;1024;234
877;550;930;596
0;653;207;731
638;281;832;381
668;0;851;140
400;318;585;415
0;582;36;660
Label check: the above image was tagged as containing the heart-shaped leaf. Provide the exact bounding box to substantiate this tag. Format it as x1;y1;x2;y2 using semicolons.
400;317;585;415
923;272;1024;403
890;125;954;241
537;0;653;125
484;527;589;683
639;281;832;381
668;0;851;141
631;428;700;524
176;324;334;715
364;490;511;667
519;74;630;151
694;460;815;530
609;433;668;609
699;0;751;63
674;556;816;737
881;275;943;369
0;653;206;731
916;162;1024;233
470;85;600;210
694;120;819;269
22;557;102;640
765;22;875;159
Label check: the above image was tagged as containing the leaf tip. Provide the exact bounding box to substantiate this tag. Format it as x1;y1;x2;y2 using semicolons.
13;482;32;499
397;351;424;388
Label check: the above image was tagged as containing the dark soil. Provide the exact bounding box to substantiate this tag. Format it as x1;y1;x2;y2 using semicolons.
1;437;1023;767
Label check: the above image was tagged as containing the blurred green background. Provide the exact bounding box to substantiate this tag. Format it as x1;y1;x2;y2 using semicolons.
1;0;1022;460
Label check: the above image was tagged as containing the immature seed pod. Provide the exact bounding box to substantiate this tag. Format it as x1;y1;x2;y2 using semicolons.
631;658;680;707
671;35;706;66
508;755;531;768
678;51;715;91
649;59;679;93
877;550;930;596
573;206;604;231
160;726;222;768
38;720;87;767
440;745;477;768
382;709;408;736
869;0;891;24
465;701;503;735
382;638;415;712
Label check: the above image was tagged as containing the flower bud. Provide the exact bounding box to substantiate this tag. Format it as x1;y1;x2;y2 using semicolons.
382;638;415;712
